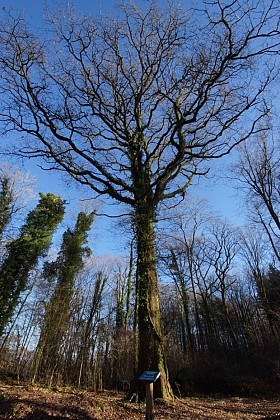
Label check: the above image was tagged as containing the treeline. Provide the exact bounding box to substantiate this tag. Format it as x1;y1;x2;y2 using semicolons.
159;210;280;395
1;199;279;396
0;132;279;397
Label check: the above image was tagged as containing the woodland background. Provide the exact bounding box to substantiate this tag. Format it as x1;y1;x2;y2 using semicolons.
0;0;279;401
0;129;279;398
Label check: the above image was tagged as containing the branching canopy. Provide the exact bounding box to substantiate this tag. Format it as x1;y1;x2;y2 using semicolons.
0;0;279;209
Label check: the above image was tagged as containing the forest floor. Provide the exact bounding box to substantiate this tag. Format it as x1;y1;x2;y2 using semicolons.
0;381;280;419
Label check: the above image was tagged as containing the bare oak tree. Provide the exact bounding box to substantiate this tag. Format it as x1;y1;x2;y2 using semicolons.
0;0;279;398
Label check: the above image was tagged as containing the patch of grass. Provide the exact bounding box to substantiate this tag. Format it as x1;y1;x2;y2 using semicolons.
95;400;104;410
64;384;75;392
12;402;25;416
48;386;60;392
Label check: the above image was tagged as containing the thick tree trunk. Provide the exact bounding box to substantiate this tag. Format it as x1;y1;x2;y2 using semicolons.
134;202;173;399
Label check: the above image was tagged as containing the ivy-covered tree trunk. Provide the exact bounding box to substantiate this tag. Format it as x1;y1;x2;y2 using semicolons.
0;176;13;241
134;201;173;399
0;193;65;336
33;211;94;384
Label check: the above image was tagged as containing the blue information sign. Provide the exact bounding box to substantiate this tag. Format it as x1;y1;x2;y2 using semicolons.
138;370;161;383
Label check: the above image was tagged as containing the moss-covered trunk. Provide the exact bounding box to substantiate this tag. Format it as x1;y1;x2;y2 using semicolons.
134;201;173;399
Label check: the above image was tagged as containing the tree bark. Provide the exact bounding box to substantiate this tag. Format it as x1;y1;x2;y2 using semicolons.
134;201;173;399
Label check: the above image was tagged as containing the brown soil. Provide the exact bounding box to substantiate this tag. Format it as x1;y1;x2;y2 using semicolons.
0;382;279;419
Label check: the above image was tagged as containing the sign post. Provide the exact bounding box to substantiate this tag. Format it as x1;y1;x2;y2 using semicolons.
138;371;161;420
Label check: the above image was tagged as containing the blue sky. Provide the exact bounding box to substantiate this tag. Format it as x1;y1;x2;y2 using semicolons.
2;0;116;21
0;0;247;256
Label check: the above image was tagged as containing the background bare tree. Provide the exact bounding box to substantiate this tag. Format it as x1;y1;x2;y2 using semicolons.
0;163;35;243
235;132;280;262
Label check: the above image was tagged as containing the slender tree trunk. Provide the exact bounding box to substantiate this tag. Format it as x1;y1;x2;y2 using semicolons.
134;202;173;399
124;240;133;331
